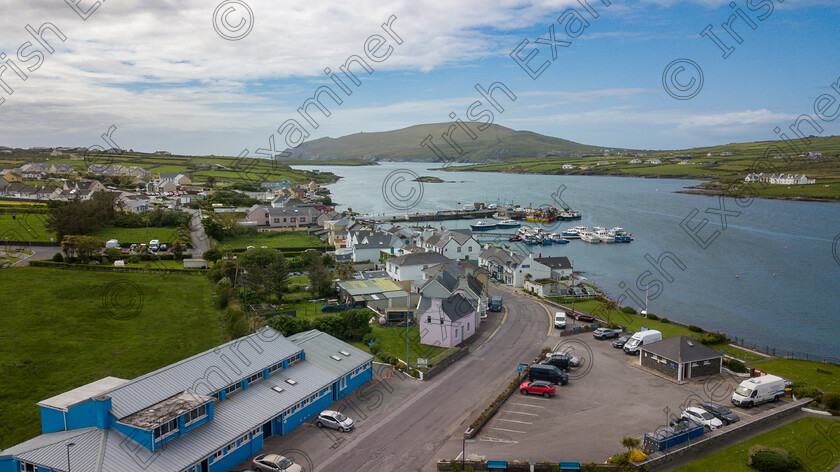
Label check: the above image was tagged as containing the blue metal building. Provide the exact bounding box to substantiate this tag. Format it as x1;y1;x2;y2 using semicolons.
0;328;373;472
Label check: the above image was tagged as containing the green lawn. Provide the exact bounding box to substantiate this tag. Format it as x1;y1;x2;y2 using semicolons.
118;259;195;270
750;359;840;392
370;325;448;367
89;225;190;244
673;417;840;472
0;267;224;448
0;214;55;242
221;230;326;250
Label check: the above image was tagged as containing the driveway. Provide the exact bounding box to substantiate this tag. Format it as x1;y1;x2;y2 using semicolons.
185;208;210;256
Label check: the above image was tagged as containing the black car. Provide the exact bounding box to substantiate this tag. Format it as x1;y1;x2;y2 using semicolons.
700;401;740;425
613;334;632;348
528;363;569;385
540;354;570;372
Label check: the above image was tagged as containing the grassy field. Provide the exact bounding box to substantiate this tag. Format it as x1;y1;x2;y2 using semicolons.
0;214;54;242
89;225;190;244
0;267;224;448
369;325;448;367
221;230;326;249
749;359;840;392
673;417;840;472
445;135;840;200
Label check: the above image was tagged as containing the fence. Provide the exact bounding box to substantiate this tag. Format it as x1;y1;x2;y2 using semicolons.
29;260;207;276
730;336;840;365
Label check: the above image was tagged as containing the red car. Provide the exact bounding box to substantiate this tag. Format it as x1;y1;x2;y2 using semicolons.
567;310;595;322
519;380;556;397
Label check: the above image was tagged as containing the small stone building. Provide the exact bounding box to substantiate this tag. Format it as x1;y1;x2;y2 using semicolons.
640;335;722;382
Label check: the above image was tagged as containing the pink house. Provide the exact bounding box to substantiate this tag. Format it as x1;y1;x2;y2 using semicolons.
418;292;476;348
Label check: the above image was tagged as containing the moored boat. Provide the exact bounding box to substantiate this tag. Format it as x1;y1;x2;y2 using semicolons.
470;220;497;231
497;219;521;229
580;231;601;243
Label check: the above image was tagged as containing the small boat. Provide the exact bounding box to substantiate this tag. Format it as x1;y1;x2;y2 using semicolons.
508;235;523;242
609;227;633;243
561;226;587;239
559;209;582;220
593;227;614;242
497;219;521;229
580;231;601;243
470;220;497;231
547;233;570;244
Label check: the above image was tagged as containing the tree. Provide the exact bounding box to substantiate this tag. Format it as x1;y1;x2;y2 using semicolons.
104;247;123;262
621;436;640;455
216;212;242;236
206;176;216;188
307;257;331;297
202;217;225;241
335;262;354;280
299;249;321;267
203;247;222;263
61;235;105;263
238;248;288;302
171;242;185;260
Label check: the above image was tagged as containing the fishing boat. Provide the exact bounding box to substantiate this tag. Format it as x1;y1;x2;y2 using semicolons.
609;227;633;243
561;226;587;238
517;226;533;236
559;209;582;220
470;220;497;231
594;227;615;242
547;233;570;244
497;219;521;229
580;231;601;243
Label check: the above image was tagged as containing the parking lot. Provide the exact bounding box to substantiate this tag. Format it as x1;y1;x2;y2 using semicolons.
465;332;796;464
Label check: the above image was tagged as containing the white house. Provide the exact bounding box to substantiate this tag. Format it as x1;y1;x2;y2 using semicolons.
629;158;642;164
347;230;402;263
385;252;451;284
646;159;662;165
417;229;481;260
562;164;575;169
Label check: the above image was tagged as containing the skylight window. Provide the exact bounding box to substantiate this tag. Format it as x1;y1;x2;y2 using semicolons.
330;355;342;361
285;379;297;385
272;386;284;393
339;350;351;356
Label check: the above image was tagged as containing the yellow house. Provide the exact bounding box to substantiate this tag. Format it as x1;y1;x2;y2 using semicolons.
2;172;22;182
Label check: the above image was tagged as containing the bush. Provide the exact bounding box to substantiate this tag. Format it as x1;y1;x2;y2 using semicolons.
128;255;141;263
792;386;820;399
694;331;728;346
660;317;670;323
646;313;659;320
51;252;63;262
610;453;630;466
823;392;840;410
688;325;703;333
748;445;801;472
621;306;636;314
723;358;748;373
104;247;123;262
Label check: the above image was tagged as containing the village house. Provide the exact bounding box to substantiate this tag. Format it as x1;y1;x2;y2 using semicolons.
417;293;476;348
417;229;481;261
385;251;451;287
159;173;192;186
745;173;815;185
640;335;723;382
347;230;402;263
49;163;76;175
245;204;319;229
562;164;575;169
336;278;417;321
416;262;488;324
646;159;662;165
19;163;50;179
629;158;642;164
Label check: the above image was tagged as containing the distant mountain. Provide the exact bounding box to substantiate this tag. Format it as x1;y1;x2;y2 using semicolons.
284;123;618;162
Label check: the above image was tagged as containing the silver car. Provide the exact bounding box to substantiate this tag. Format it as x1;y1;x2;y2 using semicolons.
252;453;303;472
315;410;355;432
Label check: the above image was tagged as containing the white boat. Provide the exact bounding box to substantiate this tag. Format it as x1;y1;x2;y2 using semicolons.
580;231;601;243
594;227;614;242
517;226;533;236
470;220;497;231
562;226;587;238
497;219;521;228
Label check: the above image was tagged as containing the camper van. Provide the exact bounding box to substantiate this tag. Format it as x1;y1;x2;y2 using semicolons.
105;239;120;249
731;375;786;408
149;239;160;252
554;312;567;329
623;330;663;355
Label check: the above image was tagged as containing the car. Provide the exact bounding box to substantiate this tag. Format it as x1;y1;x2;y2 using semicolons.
593;327;621;339
544;351;582;368
529;363;569;385
568;310;595;322
159;243;169;252
700;402;740;425
519;380;556;397
682;406;724;430
613;334;632;348
315;410;354;432
252;453;303;472
540;354;570;372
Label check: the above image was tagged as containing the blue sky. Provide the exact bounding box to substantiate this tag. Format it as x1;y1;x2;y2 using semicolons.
0;0;838;155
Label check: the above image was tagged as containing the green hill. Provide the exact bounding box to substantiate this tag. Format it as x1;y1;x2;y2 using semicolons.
284;122;614;162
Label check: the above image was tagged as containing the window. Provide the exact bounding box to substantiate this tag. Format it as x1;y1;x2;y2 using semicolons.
273;218;279;223
468;246;472;252
283;218;287;222
291;217;296;222
20;463;36;472
212;449;223;460
427;316;431;323
457;246;461;253
247;372;263;384
154;418;179;440
184;404;208;425
455;329;458;339
467;323;470;331
269;361;284;373
341;375;347;389
300;217;306;222
440;318;444;325
223;381;242;396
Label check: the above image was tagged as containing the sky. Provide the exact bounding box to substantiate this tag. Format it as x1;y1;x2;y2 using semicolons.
0;0;838;156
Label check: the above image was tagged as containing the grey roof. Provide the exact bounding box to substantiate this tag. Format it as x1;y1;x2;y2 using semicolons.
39;377;128;411
480;246;524;267
423;260;481;278
422;271;458;293
464;275;484;297
535;256;573;270
102;327;302;419
416;296;432;313
441;293;474;321
387;252;451;267
287;330;373;378
641;335;723;363
438;230;472;247
355;270;388;280
159;172;190;180
355;231;396;249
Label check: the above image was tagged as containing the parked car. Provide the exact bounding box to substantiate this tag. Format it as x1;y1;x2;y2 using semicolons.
593;327;621;339
545;351;582;368
568;310;595;322
315;410;355;432
519;380;556;397
700;401;740;425
554;311;566;329
613;334;632;348
528;363;568;385
682;406;724;430
252;453;303;472
489;295;503;312
159;243;169;252
540;354;570;372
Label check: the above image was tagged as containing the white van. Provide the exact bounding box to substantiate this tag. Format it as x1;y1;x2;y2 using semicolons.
149;239;160;252
623;329;663;355
105;239;120;249
731;375;786;408
554;312;566;329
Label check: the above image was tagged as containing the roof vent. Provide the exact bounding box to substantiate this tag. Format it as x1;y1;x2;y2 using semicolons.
339;350;351;356
272;386;284;393
686;340;694;347
285;379;297;385
330;355;342;361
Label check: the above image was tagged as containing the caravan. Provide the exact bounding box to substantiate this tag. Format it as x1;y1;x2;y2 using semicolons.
623;330;662;355
731;375;786;408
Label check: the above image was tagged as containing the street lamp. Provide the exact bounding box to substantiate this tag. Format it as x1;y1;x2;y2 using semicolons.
66;442;75;472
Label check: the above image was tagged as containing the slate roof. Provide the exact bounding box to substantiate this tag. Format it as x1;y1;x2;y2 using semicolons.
387;252;450;267
441;293;474;321
480;246;524;267
641;335;723;363
535;256;573;270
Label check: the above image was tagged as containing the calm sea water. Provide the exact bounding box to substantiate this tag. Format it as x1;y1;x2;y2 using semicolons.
294;162;840;359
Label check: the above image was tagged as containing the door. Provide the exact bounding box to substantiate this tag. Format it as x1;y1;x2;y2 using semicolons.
263;420;272;438
460;326;464;340
200;459;209;472
683;363;690;380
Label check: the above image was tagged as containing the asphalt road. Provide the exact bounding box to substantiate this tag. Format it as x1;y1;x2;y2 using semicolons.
312;284;552;472
185;208;210;256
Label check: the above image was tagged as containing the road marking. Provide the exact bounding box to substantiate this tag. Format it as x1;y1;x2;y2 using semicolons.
498;418;532;425
538;301;553;337
480;437;519;444
492;427;526;434
502;410;539;416
479;305;508;350
511;403;544;408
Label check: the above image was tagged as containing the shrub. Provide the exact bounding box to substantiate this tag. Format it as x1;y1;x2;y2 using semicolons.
610;453;630;466
723;358;748;373
128;255;141;263
823;392;840;410
660;317;670;323
646;313;659;320
621;306;636;314
51;252;63;262
748;445;801;472
792;386;819;399
688;325;703;333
